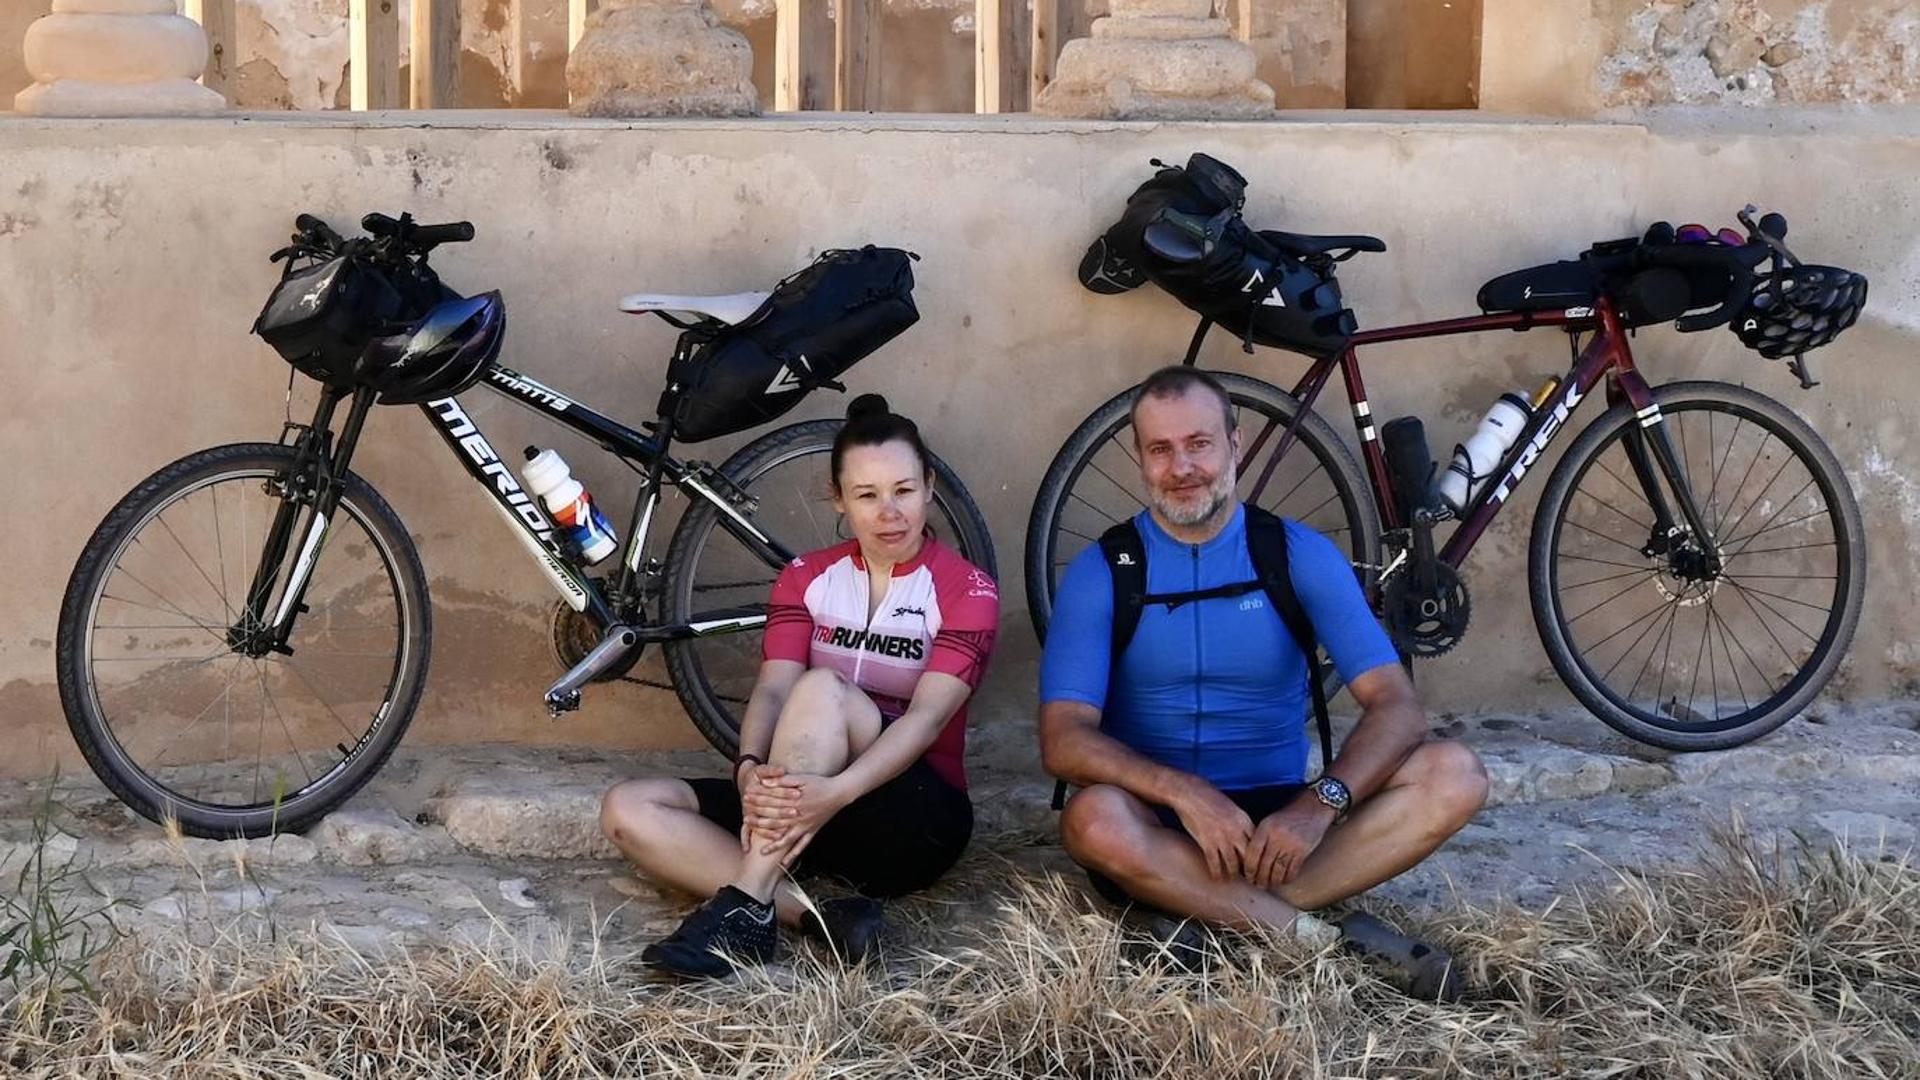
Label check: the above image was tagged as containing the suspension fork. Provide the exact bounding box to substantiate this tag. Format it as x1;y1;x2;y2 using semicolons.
238;385;378;647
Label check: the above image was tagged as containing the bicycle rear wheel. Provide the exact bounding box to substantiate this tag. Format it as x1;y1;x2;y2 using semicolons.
56;443;430;837
1024;370;1380;640
1530;381;1865;750
661;420;997;755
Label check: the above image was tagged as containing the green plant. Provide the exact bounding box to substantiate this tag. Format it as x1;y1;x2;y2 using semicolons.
1;774;119;1004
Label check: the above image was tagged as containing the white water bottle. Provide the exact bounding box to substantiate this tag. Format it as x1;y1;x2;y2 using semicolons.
1438;393;1532;512
522;448;618;565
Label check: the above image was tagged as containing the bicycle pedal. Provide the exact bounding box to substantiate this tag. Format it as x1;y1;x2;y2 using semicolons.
545;690;582;716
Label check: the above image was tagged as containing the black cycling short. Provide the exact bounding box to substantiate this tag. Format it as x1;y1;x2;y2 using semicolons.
685;758;973;897
1080;782;1307;907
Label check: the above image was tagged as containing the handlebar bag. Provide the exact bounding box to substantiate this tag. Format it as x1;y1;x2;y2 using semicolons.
666;246;919;444
253;254;405;387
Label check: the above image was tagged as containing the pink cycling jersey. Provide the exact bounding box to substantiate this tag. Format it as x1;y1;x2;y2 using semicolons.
763;535;999;790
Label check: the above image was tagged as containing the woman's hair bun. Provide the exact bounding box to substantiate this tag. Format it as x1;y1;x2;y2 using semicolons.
846;393;892;423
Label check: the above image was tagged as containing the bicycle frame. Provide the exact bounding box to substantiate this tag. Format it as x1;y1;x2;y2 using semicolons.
1197;294;1719;574
245;358;792;650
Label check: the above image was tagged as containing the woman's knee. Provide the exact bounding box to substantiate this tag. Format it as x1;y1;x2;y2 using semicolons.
599;778;691;848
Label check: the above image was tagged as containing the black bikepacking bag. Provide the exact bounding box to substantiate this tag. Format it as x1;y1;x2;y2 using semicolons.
253;254;407;387
1148;217;1356;358
667;246;919;443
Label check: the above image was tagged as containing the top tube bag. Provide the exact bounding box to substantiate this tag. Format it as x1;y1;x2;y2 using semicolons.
666;246;919;443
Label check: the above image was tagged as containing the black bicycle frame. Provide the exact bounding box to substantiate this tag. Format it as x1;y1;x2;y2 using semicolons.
248;359;795;648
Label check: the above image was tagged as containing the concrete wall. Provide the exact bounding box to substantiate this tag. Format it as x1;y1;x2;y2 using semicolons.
1481;0;1920;116
1;111;1917;779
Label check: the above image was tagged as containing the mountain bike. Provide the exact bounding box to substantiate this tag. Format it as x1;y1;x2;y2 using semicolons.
56;212;994;838
1028;201;1866;753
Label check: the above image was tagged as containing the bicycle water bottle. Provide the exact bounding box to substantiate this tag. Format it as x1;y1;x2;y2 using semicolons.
522;448;618;565
1438;393;1532;512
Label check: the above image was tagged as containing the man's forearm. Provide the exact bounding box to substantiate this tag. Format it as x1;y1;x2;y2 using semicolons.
1323;683;1426;802
1045;721;1203;808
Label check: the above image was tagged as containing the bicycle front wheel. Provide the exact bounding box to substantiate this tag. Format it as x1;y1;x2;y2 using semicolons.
1530;381;1865;750
56;443;431;837
1024;371;1381;640
661;420;997;756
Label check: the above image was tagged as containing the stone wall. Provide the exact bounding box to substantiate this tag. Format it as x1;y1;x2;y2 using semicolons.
1347;0;1480;109
1;111;1916;779
1482;0;1920;116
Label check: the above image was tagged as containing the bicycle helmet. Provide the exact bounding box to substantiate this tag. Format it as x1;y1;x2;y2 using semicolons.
1732;264;1867;359
365;291;505;404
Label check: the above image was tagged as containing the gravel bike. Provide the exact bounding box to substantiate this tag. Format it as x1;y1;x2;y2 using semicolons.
1030;197;1866;753
57;212;993;838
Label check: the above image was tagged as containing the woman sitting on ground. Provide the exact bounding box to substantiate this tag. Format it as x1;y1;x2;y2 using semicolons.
600;394;999;977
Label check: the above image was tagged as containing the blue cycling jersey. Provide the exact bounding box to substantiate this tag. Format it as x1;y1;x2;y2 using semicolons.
1039;505;1400;791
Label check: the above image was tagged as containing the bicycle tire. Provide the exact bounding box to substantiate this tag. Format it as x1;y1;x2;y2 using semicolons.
1529;380;1865;750
1024;370;1381;641
56;443;431;837
661;419;998;756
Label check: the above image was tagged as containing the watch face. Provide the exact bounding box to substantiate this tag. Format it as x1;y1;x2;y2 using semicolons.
1316;777;1351;810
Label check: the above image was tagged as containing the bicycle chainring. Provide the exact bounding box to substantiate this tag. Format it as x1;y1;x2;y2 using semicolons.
550;595;647;682
1382;562;1472;658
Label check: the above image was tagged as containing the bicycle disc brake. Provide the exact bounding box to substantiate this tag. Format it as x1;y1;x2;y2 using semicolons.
1382;562;1471;658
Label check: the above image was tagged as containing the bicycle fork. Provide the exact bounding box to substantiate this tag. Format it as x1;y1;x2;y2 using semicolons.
1609;373;1721;572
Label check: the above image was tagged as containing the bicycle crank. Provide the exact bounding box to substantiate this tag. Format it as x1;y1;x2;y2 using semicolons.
1382;562;1472;658
545;625;641;714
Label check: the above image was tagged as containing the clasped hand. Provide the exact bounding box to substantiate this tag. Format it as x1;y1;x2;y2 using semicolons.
1172;781;1334;891
737;763;848;866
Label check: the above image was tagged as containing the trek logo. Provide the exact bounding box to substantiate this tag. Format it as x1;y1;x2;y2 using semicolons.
891;606;927;619
765;359;806;395
815;625;926;660
429;397;555;543
487;369;574;411
1487;383;1585;505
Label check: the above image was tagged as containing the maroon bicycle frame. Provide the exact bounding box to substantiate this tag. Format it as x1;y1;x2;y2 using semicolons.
1207;294;1713;574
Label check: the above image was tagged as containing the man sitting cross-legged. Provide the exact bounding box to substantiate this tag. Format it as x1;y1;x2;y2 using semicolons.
1038;366;1489;1000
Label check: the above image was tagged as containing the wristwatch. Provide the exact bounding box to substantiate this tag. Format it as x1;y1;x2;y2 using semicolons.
1310;775;1352;819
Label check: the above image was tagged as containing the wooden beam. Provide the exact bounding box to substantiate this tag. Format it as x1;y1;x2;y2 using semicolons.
349;0;401;110
1233;0;1254;43
975;0;1027;112
774;0;832;110
568;0;598;52
835;0;882;111
411;0;461;109
1030;0;1057;103
184;0;236;102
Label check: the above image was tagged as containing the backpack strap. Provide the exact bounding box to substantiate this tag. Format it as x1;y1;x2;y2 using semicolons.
1244;506;1336;779
1052;520;1151;811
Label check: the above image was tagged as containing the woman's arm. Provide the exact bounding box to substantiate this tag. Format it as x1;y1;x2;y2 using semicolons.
821;671;971;803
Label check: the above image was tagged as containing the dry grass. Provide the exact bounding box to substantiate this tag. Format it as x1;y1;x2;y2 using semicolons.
5;820;1919;1079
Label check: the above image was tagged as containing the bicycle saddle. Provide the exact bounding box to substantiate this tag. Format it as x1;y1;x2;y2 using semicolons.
619;291;770;326
1258;230;1386;258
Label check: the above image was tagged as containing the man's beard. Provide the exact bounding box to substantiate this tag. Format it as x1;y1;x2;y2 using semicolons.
1149;465;1237;527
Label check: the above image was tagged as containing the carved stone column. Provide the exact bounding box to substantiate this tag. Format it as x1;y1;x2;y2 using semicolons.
1034;0;1274;119
566;0;759;118
15;0;225;116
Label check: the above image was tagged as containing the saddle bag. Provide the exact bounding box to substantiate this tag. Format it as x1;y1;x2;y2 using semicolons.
666;246;919;443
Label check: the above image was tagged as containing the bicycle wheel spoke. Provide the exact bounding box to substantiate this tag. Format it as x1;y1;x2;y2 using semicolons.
1719;575;1832;615
254;661;314;790
1721;497;1823;561
1066;488;1126;526
1559;552;1651;571
1565;572;1654;625
1588;459;1655;526
1626;603;1681;704
1725;575;1804;666
156;509;233;624
1580;593;1671;667
107;569;227;644
1562;566;1656;591
1708;597;1764;708
146;661;250;769
1722;578;1820;646
1561;517;1650;556
281;657;376;746
1715;446;1793;548
1599;596;1675;684
1108;430;1142;472
1705;414;1742;534
1715;430;1773;539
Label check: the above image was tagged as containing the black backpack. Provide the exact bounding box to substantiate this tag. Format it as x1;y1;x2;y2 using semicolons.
1049;504;1333;810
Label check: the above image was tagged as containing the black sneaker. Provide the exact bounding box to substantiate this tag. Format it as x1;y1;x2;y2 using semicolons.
800;896;886;964
642;885;780;978
1122;911;1220;974
1334;911;1463;1002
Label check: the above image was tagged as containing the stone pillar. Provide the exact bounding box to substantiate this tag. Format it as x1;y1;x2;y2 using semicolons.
566;0;758;118
15;0;225;116
1034;0;1274;119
